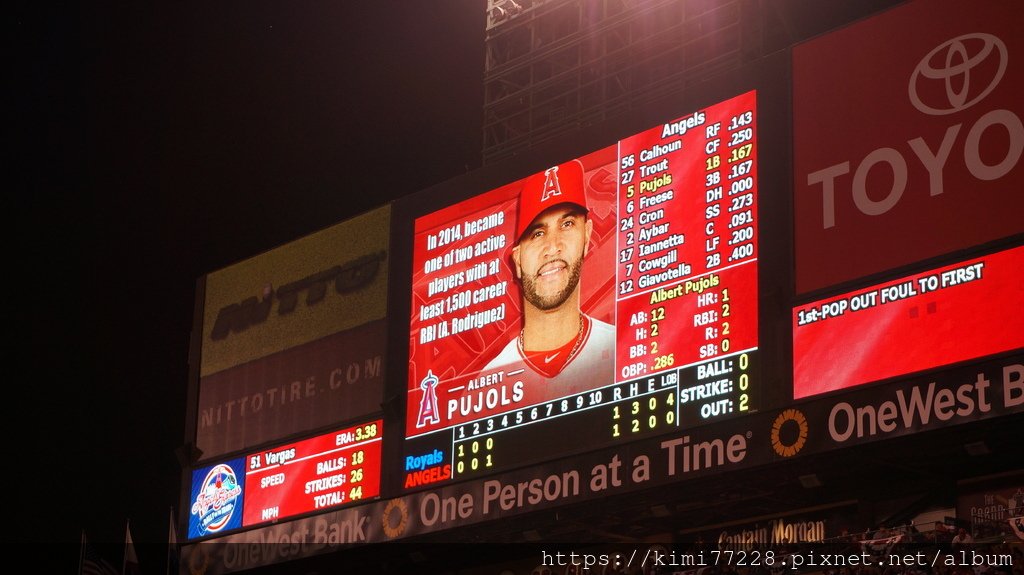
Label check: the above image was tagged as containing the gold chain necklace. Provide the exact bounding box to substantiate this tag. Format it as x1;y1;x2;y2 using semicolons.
518;313;585;359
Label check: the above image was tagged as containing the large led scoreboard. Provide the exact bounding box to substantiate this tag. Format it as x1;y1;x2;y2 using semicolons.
184;90;767;541
242;420;383;526
793;245;1024;400
181;3;1024;558
186;207;392;541
403;91;760;490
188;420;383;540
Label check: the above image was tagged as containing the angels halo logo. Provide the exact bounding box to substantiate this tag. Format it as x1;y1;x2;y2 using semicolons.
191;463;243;535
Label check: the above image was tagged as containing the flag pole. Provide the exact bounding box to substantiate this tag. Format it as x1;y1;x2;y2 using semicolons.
167;507;178;575
79;530;87;575
122;519;130;575
123;517;142;575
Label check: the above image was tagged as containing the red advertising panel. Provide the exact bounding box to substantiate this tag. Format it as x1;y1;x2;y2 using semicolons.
242;420;383;527
793;0;1024;294
198;207;390;459
793;245;1024;398
404;91;759;489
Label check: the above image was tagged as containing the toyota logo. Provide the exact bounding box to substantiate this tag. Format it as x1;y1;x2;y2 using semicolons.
909;33;1007;116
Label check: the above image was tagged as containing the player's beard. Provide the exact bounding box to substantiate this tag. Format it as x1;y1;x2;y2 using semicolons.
521;255;583;311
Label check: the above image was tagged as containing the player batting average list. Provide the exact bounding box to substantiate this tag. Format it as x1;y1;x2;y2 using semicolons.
615;89;759;424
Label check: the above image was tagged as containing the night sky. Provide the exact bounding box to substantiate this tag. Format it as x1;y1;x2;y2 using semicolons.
22;1;483;569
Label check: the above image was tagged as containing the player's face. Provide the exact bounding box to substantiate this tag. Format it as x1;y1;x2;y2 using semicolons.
512;205;592;311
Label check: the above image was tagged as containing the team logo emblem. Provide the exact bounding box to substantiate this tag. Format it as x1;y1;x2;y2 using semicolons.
909;33;1007;116
190;463;242;535
382;498;410;539
771;409;808;457
540;166;563;202
415;370;441;428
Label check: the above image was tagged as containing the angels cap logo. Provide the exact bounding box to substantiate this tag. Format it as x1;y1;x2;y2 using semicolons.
539;166;562;202
909;33;1007;116
190;464;242;535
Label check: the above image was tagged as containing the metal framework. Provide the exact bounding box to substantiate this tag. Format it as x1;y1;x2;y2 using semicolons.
482;0;759;164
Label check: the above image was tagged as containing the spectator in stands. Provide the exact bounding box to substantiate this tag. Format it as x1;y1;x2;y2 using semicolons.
930;521;952;552
950;527;974;549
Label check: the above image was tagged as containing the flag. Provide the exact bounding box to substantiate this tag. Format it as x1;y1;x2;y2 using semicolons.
124;521;141;575
80;532;119;575
859;533;904;558
167;508;180;575
1009;516;1024;541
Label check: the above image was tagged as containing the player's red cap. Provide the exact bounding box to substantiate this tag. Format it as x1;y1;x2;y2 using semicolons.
515;159;588;243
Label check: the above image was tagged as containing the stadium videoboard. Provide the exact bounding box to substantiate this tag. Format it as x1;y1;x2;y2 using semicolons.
242;419;383;528
179;3;1024;568
794;245;1023;399
187;420;384;541
791;0;1024;400
404;90;760;490
792;0;1023;295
